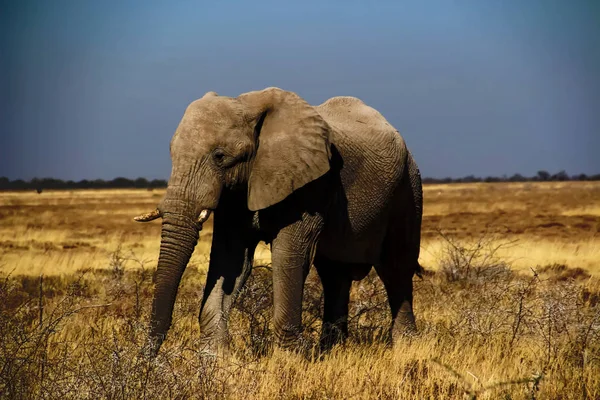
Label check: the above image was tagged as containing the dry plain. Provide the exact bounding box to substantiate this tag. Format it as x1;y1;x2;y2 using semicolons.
1;182;599;399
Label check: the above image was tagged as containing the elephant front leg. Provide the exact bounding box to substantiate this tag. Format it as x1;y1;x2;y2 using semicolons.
198;230;257;354
270;213;324;349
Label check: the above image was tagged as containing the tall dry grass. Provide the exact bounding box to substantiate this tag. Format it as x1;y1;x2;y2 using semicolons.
1;183;599;398
1;234;599;399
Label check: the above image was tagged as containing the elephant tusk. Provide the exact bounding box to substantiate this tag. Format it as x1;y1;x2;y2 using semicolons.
133;208;162;222
197;209;211;225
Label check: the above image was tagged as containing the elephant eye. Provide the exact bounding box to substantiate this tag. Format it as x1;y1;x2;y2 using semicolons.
212;148;226;165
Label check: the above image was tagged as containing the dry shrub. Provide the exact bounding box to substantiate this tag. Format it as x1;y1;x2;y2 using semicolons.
538;263;592;282
436;229;515;285
415;232;600;398
1;234;599;399
229;265;275;358
0;264;239;399
347;270;390;344
230;264;324;359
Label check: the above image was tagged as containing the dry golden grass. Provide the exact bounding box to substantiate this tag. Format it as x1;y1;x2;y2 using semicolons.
421;181;600;275
1;182;599;399
2;182;598;276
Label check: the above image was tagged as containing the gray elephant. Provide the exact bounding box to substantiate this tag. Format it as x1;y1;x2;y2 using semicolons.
135;87;423;355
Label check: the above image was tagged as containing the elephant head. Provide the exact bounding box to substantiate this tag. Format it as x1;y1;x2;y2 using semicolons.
134;88;332;351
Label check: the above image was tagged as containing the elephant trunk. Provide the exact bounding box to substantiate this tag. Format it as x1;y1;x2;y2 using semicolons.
148;212;199;354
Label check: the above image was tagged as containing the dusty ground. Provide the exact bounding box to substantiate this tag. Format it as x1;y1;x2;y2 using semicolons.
1;182;599;399
1;181;598;276
420;181;600;274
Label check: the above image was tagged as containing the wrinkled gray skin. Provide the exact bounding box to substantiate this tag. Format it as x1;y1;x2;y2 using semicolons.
135;87;423;355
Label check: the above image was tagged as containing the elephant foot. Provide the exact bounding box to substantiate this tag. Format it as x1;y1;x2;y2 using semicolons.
274;323;303;347
140;333;166;359
274;326;319;360
198;332;232;359
319;323;348;353
140;342;160;360
390;311;418;345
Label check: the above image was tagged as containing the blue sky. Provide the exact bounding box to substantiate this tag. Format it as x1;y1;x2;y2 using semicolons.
1;0;599;180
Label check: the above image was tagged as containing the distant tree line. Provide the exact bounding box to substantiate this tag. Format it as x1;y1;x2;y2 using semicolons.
422;170;600;184
0;170;598;191
0;177;168;191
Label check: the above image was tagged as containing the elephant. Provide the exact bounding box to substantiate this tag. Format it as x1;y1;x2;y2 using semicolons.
134;87;423;355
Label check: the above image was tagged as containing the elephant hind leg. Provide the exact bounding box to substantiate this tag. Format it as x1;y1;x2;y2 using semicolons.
375;225;419;343
375;155;422;344
374;259;417;344
314;256;355;352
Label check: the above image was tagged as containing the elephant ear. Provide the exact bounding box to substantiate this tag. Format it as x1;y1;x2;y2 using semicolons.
239;87;332;211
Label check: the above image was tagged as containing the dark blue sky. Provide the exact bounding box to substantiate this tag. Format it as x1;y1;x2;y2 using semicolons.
2;0;599;180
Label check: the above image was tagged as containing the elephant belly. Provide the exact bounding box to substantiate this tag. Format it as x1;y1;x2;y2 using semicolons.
317;226;386;264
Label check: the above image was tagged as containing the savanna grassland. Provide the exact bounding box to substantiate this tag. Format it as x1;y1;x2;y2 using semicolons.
1;182;599;399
